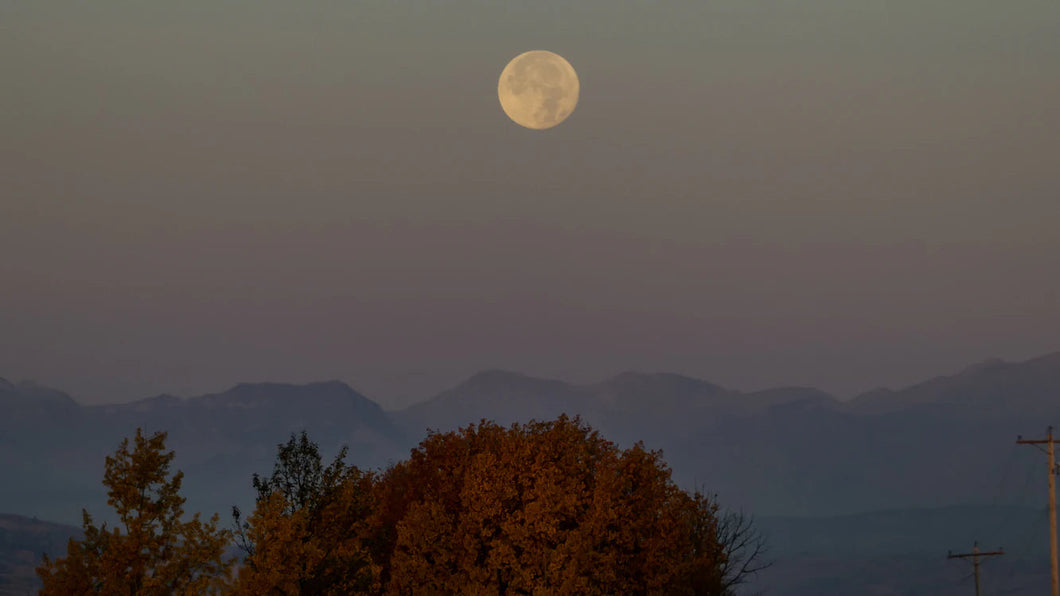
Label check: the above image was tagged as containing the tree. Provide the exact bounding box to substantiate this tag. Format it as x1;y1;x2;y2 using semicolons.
36;429;232;594
716;509;771;594
251;430;352;515
231;430;352;554
231;420;761;594
370;416;728;594
231;431;377;595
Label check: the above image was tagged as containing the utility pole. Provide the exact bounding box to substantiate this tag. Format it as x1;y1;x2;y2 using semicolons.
1017;426;1060;596
948;542;1004;596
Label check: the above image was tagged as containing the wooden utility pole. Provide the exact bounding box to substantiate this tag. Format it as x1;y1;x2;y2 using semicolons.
948;543;1004;596
1017;426;1060;596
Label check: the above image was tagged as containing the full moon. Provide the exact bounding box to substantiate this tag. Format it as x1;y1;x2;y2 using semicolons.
497;50;579;130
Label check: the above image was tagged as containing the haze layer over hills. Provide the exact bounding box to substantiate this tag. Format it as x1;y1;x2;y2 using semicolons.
3;352;1059;524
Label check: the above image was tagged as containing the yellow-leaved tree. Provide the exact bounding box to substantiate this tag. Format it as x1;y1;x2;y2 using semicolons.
36;429;233;594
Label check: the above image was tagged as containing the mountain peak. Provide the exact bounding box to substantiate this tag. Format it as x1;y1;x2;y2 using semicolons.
466;369;532;382
848;351;1060;414
400;370;583;431
184;380;383;417
0;380;78;407
1028;351;1060;365
594;372;727;409
956;357;1007;376
600;371;724;392
458;370;567;393
145;393;184;405
225;379;360;396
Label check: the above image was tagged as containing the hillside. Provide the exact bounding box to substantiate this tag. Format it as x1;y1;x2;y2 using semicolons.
2;352;1059;521
0;514;79;596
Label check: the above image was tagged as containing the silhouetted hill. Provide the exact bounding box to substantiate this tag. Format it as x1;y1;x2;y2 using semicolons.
847;352;1060;415
0;379;77;410
0;381;408;525
3;353;1060;593
592;372;726;410
3;351;1060;521
396;371;842;452
395;355;1060;516
400;370;590;433
0;379;79;428
0;514;78;595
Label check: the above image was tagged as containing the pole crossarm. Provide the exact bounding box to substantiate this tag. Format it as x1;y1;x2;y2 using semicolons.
947;544;1004;596
948;550;1005;559
1017;436;1054;457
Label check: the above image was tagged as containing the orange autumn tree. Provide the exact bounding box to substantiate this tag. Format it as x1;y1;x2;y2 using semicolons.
36;429;232;595
230;432;378;595
371;416;727;594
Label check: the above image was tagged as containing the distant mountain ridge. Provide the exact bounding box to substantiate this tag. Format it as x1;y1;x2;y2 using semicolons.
845;352;1060;415
6;353;1060;595
3;352;1060;524
0;513;79;595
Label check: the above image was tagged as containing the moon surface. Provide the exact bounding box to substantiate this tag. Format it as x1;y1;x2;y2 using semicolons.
498;51;579;130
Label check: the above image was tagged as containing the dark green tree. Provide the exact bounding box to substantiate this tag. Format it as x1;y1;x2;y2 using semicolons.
253;431;351;513
232;431;352;554
231;431;376;594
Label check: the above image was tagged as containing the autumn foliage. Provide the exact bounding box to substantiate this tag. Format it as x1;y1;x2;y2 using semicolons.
39;417;738;594
36;430;232;594
371;416;725;594
231;432;378;595
235;417;727;594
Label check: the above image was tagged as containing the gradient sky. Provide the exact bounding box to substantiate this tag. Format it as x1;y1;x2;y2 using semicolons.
3;0;1058;408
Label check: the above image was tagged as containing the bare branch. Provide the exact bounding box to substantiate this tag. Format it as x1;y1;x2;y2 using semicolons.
717;508;772;594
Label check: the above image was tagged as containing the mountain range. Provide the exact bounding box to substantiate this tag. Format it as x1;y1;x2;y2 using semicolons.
3;353;1060;593
4;352;1060;524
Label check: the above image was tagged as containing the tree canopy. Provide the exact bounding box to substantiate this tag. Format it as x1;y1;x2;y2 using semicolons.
371;416;726;594
231;431;377;595
37;429;232;595
41;417;757;594
235;416;729;594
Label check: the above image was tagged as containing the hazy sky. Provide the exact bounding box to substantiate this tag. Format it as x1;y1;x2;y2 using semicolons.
3;0;1058;408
